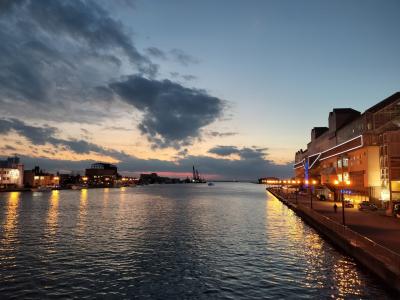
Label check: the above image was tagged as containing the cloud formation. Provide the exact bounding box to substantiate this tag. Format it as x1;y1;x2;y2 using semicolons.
0;118;128;159
0;0;223;149
109;75;225;148
170;49;200;66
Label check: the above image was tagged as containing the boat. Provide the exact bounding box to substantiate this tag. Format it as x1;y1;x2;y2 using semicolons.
208;182;214;186
31;186;52;192
71;185;83;190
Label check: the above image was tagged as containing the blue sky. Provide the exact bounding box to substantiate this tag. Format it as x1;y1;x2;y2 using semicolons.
0;0;399;179
119;0;400;151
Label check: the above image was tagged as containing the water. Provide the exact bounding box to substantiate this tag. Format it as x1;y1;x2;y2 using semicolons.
0;183;393;299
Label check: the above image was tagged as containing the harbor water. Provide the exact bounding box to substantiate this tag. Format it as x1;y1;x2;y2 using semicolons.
0;183;393;299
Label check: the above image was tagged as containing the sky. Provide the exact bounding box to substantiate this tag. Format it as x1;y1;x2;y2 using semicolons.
0;0;399;180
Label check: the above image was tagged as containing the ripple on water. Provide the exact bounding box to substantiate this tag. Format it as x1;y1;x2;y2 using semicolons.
0;184;396;299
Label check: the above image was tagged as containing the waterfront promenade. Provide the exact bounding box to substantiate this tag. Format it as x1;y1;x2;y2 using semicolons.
272;189;400;254
268;187;400;293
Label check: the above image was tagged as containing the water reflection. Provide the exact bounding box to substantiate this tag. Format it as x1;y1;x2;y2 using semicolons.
0;184;392;299
2;192;20;246
46;190;59;237
333;258;363;298
76;189;88;236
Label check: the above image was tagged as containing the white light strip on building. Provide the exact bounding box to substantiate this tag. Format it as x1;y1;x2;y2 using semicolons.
293;134;364;168
319;135;364;161
308;153;321;169
293;158;305;169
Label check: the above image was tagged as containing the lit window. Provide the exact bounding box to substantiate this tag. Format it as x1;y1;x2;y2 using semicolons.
337;159;342;168
343;158;348;167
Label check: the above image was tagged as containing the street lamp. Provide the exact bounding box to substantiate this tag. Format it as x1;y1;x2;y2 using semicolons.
334;179;351;225
310;179;317;209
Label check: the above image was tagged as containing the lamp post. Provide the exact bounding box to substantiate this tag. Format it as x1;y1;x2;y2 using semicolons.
334;179;351;226
309;180;317;209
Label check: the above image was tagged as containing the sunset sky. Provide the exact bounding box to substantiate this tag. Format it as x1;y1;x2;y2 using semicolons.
1;0;400;180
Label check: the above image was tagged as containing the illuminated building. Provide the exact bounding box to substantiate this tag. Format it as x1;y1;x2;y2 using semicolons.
294;92;400;210
24;166;60;188
85;163;119;187
0;156;24;189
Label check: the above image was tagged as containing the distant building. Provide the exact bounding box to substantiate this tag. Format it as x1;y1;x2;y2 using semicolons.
0;156;24;189
294;92;400;210
139;173;181;184
85;162;119;187
24;166;59;188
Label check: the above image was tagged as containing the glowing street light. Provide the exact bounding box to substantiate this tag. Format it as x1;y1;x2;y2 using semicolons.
309;179;317;209
334;179;351;225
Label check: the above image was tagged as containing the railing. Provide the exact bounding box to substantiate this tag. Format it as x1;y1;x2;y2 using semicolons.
267;188;400;273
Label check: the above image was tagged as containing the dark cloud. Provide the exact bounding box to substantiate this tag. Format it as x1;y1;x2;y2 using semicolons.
209;145;269;160
208;131;238;138
109;75;225;148
0;118;128;159
145;47;167;60
208;145;241;156
0;0;156;123
103;126;132;131
26;0;156;75
182;74;197;81
0;1;225;149
0;118;57;145
170;49;199;66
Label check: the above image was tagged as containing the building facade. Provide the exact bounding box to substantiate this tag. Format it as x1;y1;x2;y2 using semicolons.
0;156;24;189
24;166;60;188
85;163;119;187
294;92;400;210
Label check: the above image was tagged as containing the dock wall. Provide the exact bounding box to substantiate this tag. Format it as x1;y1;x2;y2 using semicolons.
267;188;400;293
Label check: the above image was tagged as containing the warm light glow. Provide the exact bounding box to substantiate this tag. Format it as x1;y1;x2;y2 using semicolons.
34;176;39;180
345;180;351;186
53;176;59;181
9;169;20;179
381;189;390;201
312;180;317;185
297;180;300;184
305;180;309;185
82;176;88;181
334;180;339;185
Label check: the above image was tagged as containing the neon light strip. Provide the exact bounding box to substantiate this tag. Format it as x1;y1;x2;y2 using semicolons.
308;153;321;169
319;135;363;161
293;158;305;169
293;134;363;168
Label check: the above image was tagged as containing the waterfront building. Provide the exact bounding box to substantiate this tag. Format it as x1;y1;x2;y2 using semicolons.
85;162;119;187
294;92;400;211
139;173;181;184
24;166;59;188
0;156;24;189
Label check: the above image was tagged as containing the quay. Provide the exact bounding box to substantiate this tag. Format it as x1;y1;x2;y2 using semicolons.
267;187;400;294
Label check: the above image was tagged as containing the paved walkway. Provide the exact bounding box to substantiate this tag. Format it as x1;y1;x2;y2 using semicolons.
272;189;400;254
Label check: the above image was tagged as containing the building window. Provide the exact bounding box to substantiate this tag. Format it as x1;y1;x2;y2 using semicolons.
337;159;342;168
343;172;349;182
343;158;349;167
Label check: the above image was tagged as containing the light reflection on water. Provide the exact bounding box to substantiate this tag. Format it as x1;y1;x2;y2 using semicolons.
3;192;20;243
0;183;395;299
